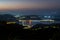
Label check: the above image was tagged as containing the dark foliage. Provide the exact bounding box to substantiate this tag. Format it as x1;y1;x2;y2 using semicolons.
0;22;60;40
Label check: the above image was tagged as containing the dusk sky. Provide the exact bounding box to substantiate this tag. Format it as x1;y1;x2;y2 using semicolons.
0;0;60;10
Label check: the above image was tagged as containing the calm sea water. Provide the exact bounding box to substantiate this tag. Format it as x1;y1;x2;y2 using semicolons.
0;9;60;16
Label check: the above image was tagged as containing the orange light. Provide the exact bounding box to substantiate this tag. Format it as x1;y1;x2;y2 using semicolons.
6;22;16;24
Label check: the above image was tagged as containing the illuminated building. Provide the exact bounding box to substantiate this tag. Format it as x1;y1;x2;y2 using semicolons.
19;15;41;28
19;15;55;29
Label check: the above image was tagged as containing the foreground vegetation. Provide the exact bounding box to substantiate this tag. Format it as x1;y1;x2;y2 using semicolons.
0;21;60;40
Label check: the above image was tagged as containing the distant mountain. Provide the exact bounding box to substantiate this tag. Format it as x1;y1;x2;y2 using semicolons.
53;14;60;21
0;14;17;22
19;15;41;20
19;15;60;21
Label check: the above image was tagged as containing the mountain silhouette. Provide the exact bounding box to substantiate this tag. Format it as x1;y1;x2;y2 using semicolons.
0;14;17;22
19;15;41;20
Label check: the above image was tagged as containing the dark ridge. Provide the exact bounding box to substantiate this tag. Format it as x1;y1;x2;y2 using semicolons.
0;21;60;40
0;14;17;21
20;15;41;20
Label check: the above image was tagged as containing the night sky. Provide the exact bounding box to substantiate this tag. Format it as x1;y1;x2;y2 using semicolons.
0;0;60;10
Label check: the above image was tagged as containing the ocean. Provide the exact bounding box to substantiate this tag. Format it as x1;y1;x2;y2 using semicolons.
0;9;60;16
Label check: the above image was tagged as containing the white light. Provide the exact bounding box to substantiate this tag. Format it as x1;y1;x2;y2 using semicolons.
48;16;51;18
44;16;47;18
44;16;51;18
40;19;54;22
